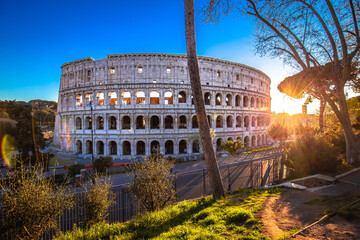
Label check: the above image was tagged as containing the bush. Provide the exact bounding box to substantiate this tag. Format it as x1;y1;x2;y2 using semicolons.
67;163;85;178
93;156;113;173
127;152;175;212
284;133;341;178
82;177;114;227
0;165;73;239
220;140;244;155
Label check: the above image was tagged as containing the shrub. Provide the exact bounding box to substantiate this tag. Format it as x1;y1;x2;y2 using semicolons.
127;152;175;212
284;133;341;178
0;165;73;239
93;156;113;173
220;140;244;155
67;163;85;178
82;177;114;227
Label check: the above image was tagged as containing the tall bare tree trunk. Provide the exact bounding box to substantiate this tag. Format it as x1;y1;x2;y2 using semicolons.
184;0;225;198
319;99;325;133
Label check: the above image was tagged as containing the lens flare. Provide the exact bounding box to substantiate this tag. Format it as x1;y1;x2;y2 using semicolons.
1;134;16;167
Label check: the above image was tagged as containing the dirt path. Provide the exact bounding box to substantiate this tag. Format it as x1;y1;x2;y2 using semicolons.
258;188;360;239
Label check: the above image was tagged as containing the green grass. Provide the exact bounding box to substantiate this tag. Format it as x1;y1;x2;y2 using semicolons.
49;158;76;166
274;227;300;240
56;188;282;240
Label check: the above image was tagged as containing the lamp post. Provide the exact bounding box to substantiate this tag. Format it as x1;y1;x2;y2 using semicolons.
89;96;94;167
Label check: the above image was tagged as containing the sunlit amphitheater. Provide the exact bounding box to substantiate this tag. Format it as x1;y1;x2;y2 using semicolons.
54;53;271;160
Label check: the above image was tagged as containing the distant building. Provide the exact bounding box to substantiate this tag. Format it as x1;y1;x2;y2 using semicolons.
54;53;271;160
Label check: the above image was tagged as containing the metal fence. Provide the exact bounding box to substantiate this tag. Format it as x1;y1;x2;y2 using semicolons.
2;149;284;240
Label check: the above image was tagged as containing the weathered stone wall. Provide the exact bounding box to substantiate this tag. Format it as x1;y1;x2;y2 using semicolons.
54;53;271;160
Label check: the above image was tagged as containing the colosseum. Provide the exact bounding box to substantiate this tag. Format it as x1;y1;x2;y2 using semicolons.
54;53;271;161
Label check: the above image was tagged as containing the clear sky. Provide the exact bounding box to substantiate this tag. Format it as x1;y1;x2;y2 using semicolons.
0;0;320;114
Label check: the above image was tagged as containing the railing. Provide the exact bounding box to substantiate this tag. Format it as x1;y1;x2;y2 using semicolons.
1;149;284;240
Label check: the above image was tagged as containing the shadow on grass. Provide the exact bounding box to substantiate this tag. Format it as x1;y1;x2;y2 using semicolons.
121;198;216;239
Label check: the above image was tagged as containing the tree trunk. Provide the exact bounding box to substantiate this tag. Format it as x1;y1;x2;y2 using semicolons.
325;87;360;164
319;99;325;133
184;0;225;198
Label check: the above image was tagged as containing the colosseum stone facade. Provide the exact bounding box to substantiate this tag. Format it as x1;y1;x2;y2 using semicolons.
54;53;271;161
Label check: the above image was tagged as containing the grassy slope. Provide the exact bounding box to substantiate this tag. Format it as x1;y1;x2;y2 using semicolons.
56;188;282;240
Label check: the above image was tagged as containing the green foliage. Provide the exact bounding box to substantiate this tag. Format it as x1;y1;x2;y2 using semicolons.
0;165;73;239
67;163;85;178
284;133;341;178
56;189;282;240
82;177;115;227
93;156;113;173
127;152;175;212
0;100;46;167
268;122;289;144
220;139;244;155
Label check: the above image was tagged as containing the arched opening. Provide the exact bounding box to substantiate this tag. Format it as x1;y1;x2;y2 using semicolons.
150;91;160;104
216;115;223;128
236;116;242;127
136;91;145;104
256;98;260;108
136;116;145;129
122;141;131;155
251;136;256;147
151;141;160;153
179;140;187;154
108;91;117;105
226;94;232;106
85;93;91;106
150;116;160;129
165;140;173;154
215;93;222;105
262;135;265;145
226;116;233;128
136;141;145;155
76;94;83;107
85;117;92;129
122;116;131;129
257;136;261;146
109;116;116;130
204;92;211;105
244;136;250;147
178;91;186;103
235;95;241;107
228;137;233;141
96;141;104;155
122;91;131;105
192;115;198;128
76;140;82;154
216;138;222;151
179;115;187;129
96;116;104;129
192;139;200;153
250;97;255;108
252;116;256;127
164;115;173;129
244;116;250;128
164;91;173;104
243;96;249;107
86;140;92;154
76;117;82;130
257;116;262;127
96;92;104;106
109;141;117;155
207;115;212;128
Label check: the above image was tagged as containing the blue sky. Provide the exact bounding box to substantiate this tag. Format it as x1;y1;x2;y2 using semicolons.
0;0;315;114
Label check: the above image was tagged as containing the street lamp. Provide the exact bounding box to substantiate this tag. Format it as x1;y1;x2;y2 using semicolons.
89;95;94;167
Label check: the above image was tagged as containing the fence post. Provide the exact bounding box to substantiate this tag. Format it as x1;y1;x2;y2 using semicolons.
260;160;263;187
122;187;126;223
279;154;285;181
174;172;177;201
203;168;206;196
227;165;231;192
250;162;253;188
